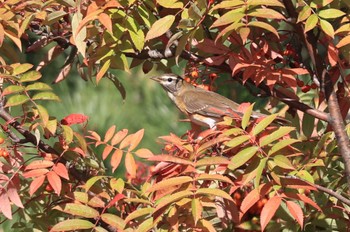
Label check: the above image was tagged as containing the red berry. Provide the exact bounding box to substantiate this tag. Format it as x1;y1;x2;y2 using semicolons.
209;73;218;80
297;79;304;87
301;85;311;93
0;138;4;144
191;71;199;78
184;77;191;83
310;83;317;89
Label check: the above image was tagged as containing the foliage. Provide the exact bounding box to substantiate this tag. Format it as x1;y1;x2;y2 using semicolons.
0;0;349;231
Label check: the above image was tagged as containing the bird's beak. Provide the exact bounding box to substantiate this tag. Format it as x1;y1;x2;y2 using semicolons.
150;76;161;82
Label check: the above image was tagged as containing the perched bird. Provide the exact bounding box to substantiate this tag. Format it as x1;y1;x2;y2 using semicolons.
150;73;276;129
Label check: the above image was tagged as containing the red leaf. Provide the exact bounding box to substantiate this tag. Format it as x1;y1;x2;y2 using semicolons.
7;182;24;208
30;175;46;196
125;152;136;178
0;190;12;219
61;113;88;125
282;192;321;211
260;196;282;231
111;149;123;172
23;168;49;178
47;171;62;195
106;193;125;208
53;163;69;180
286;201;304;228
25;160;54;170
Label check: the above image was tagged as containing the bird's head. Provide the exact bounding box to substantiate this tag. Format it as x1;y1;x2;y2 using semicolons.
150;74;185;94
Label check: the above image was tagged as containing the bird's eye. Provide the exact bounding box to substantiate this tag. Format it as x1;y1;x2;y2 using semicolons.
167;78;173;82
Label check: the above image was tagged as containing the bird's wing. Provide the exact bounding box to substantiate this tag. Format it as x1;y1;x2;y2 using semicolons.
181;89;244;118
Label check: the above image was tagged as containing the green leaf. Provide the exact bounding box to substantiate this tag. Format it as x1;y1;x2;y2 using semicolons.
157;0;184;8
252;114;277;136
242;103;254;130
137;217;153;232
51;219;94;231
320;19;334;38
273;155;295;170
248;8;285;20
196;173;234;185
125;208;154;223
268;138;299;156
297;5;311;23
318;9;345;19
211;0;244;11
129;29;145;52
25;82;52;91
304;14;318;33
19;71;42;83
225;135;250;148
147;176;193;192
2;85;25;95
61;125;74;144
145;15;175;41
32;92;60;101
191;198;202;225
155;190;193;211
46;11;67;25
12;63;33;75
101;213;126;230
248;21;279;38
247;0;284;8
254;157;267;189
195;156;230;167
36;104;49;126
5;95;30;107
54;203;99;218
259;127;295;147
196;188;233;202
229;146;259;170
211;9;244;28
296;170;314;183
84;176;105;191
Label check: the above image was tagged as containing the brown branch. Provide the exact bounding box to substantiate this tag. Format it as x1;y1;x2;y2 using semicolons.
0;106;56;154
313;182;350;208
283;0;350;189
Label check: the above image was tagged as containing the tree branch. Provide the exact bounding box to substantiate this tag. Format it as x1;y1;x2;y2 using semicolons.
125;47;329;122
283;0;350;189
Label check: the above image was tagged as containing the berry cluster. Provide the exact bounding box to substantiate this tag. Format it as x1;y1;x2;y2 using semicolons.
297;79;318;93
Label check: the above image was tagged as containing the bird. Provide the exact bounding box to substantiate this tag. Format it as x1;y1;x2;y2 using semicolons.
150;73;281;129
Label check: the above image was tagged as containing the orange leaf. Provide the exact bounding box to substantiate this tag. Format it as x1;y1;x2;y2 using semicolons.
125;152;136;178
240;184;271;218
102;145;114;160
53;163;69;180
104;125;116;143
111;149;123;172
282;192;321;212
29;175;46;196
336;35;350;48
25;160;54;170
23;168;49;178
286;201;304;228
260;196;282;231
148;154;193;166
111;129;128;145
134;148;154;158
280;177;317;191
119;129;144;151
98;13;112;33
88;130;101;141
47;171;62;195
128;129;144;151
